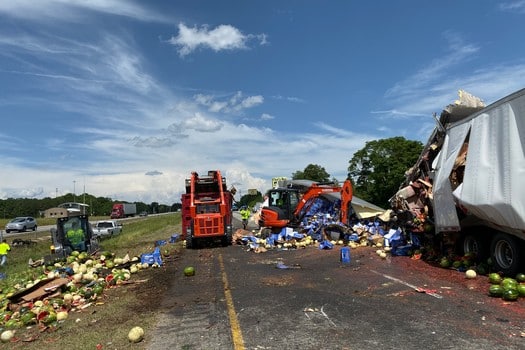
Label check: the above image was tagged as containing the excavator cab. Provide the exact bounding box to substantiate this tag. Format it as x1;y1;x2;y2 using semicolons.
260;188;301;230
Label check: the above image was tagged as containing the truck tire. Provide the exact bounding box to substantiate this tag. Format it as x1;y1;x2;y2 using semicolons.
186;232;194;249
490;233;522;276
221;232;232;247
461;234;487;261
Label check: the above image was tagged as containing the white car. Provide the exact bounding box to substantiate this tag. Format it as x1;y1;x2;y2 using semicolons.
5;216;38;233
93;220;122;238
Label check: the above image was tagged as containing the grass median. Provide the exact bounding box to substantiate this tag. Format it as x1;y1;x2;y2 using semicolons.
1;213;182;349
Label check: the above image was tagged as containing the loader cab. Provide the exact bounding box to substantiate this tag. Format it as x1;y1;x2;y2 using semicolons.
50;214;98;258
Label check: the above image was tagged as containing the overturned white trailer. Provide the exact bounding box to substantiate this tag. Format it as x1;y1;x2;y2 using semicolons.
392;88;525;275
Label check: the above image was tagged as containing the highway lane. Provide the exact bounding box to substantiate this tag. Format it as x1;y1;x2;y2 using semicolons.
146;230;525;350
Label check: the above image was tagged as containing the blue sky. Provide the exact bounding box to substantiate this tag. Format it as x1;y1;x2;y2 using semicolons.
1;1;525;205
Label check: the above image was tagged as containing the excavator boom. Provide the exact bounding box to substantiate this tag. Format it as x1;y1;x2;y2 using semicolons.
259;179;353;230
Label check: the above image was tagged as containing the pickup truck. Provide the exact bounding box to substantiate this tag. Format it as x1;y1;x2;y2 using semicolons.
93;220;122;238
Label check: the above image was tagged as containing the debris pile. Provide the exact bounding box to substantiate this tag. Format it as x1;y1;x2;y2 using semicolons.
0;238;179;338
235;210;417;256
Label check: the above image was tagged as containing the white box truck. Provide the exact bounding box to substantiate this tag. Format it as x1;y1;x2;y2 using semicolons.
392;88;525;276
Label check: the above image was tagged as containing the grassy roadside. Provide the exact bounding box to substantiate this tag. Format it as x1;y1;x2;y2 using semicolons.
1;213;183;349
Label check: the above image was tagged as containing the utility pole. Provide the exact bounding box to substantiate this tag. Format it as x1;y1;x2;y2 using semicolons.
73;180;76;202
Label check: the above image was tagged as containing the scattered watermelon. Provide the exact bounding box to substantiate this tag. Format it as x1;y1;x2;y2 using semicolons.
502;288;519;301
184;266;195;276
517;284;525;297
488;273;502;285
516;273;525;283
501;278;518;291
488;284;504;297
439;258;451;268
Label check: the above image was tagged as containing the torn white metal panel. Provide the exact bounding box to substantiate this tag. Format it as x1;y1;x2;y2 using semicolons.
452;91;525;236
432;121;471;232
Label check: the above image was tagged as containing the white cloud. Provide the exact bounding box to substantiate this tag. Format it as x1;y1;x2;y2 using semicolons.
0;0;172;23
500;1;525;12
194;91;264;114
169;23;266;56
386;31;480;101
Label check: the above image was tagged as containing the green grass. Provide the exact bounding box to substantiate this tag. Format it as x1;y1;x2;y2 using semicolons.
1;215;180;281
1;213;183;349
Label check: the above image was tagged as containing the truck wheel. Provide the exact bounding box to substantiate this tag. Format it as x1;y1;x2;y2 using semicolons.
186;233;194;249
490;233;522;276
461;234;487;261
221;232;232;247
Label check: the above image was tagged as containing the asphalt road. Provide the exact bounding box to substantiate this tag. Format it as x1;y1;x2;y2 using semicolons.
145;214;525;350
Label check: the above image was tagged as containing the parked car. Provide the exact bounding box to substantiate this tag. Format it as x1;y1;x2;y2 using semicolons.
5;216;38;233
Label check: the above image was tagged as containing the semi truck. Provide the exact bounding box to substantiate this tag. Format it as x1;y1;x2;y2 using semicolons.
110;203;137;219
181;170;234;248
391;88;525;276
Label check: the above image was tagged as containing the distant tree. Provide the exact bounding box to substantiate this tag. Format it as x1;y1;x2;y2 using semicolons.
292;164;330;182
150;202;159;214
238;191;263;209
347;137;423;208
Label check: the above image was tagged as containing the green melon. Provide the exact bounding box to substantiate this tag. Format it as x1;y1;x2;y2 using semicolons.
452;260;462;269
439;258;451;268
184;266;195;276
502;288;519;301
517;284;525;297
92;284;104;296
515;273;525;283
488;284;504;297
488;273;502;284
20;312;36;326
501;278;518;290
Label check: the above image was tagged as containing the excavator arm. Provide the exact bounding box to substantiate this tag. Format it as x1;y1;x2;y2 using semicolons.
260;180;354;230
293;180;353;223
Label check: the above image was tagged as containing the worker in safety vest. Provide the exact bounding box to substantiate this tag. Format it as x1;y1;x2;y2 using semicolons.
240;206;251;229
0;239;11;266
66;219;86;251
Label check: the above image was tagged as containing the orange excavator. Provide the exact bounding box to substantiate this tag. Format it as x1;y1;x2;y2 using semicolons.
259;179;353;231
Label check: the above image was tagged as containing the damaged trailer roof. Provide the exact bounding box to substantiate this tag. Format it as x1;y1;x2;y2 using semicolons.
321;191;386;219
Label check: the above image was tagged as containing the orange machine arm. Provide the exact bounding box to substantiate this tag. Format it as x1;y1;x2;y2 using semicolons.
340;180;353;225
293;184;343;217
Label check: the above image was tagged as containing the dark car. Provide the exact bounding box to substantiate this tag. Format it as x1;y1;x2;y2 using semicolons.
5;216;38;233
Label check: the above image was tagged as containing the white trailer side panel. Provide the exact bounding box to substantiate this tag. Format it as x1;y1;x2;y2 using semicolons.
434;88;525;236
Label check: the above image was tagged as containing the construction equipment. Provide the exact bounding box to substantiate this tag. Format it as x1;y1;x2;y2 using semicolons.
259;179;353;231
181;170;234;248
46;213;99;262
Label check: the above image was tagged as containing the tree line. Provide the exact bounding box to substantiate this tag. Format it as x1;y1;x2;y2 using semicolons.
0;193;180;219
